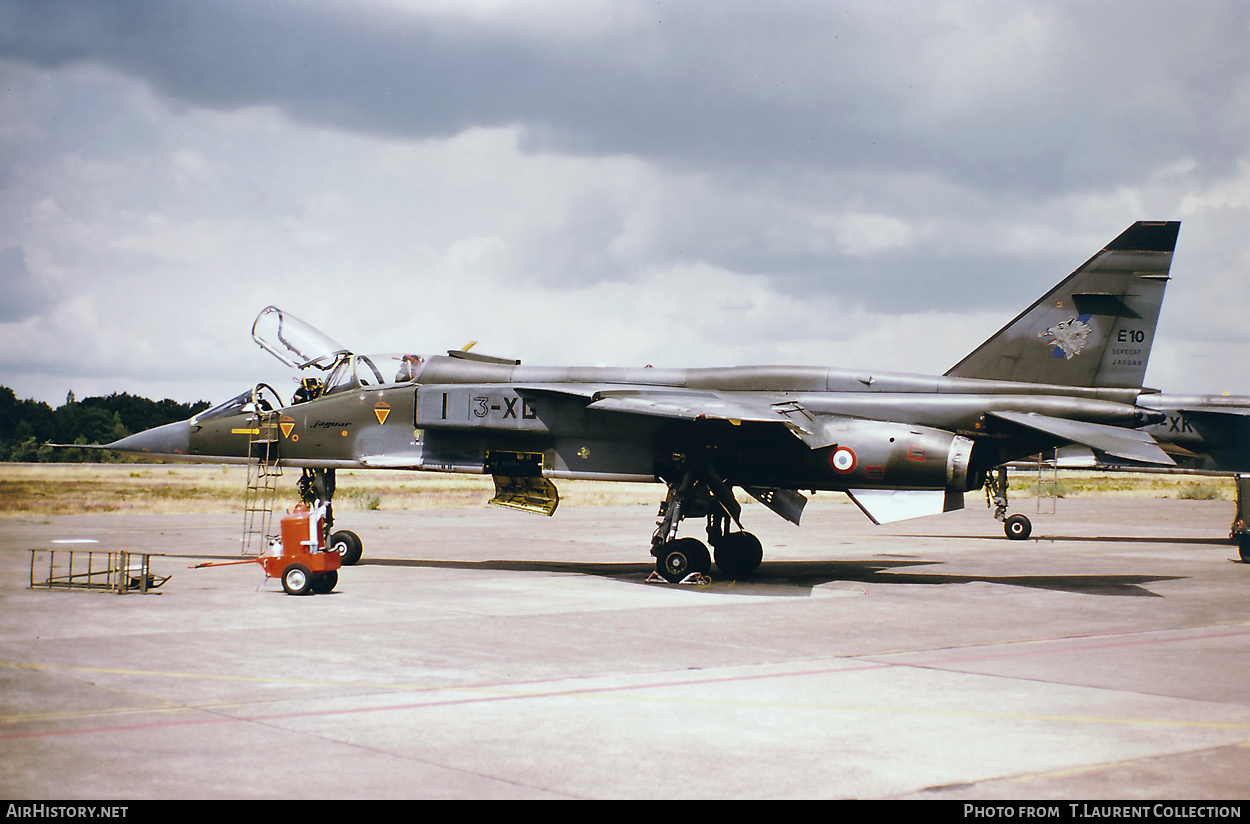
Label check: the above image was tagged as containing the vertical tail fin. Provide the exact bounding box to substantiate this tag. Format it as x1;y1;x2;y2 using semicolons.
945;221;1179;388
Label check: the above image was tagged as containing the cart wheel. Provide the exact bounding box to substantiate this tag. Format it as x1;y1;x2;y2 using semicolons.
282;563;313;595
311;570;338;594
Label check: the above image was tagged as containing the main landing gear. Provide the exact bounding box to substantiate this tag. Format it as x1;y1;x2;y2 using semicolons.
297;467;363;565
987;466;1032;541
1230;475;1250;563
650;467;764;582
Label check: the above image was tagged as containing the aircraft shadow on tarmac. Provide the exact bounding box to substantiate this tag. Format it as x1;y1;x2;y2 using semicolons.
1034;535;1236;548
363;557;1183;598
925;533;1234;548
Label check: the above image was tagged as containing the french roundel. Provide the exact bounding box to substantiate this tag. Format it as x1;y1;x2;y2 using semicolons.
830;446;857;473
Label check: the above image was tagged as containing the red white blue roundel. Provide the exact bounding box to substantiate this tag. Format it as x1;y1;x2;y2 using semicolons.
830;446;857;473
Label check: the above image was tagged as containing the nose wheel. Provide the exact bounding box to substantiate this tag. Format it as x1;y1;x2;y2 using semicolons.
297;468;364;566
329;530;363;565
1004;513;1032;540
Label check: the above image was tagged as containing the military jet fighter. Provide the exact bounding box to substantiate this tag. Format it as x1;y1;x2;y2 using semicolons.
104;221;1183;580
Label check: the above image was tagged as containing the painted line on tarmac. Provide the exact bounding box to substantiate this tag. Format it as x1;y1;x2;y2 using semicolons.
13;622;1245;700
866;624;1250;667
5;675;1250;743
5;640;1250;741
0;659;459;694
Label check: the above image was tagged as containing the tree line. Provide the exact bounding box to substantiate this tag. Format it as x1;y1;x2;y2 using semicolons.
0;386;211;462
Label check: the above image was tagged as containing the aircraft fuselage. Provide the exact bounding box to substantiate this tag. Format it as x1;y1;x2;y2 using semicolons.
121;357;1159;499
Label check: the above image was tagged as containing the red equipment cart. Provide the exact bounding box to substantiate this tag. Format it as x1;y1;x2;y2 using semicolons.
196;503;341;595
260;503;341;594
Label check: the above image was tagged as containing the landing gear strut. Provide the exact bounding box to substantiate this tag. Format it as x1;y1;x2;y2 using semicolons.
297;467;363;565
651;469;711;582
1231;475;1250;562
987;466;1032;540
650;466;763;581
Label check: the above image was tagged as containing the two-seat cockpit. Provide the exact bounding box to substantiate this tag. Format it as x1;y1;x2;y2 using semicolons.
320;351;427;395
247;306;427;406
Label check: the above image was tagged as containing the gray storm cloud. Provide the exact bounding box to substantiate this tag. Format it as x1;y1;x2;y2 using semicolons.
0;246;53;323
2;0;1245;192
0;0;1248;405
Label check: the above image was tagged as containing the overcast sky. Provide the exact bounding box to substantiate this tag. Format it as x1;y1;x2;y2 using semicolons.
2;0;1248;409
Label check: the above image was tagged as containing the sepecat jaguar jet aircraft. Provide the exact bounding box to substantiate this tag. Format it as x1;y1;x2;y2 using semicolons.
103;221;1192;579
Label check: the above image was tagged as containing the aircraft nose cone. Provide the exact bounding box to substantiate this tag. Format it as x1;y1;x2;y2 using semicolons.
107;421;192;458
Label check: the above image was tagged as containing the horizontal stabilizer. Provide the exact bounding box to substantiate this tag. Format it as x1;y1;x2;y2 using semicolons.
989;410;1174;466
846;489;964;525
1180;406;1250;419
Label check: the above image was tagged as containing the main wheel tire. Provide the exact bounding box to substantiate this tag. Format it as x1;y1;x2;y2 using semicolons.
714;531;763;577
329;530;363;565
656;538;711;583
1004;513;1032;541
1238;538;1250;563
282;563;313;595
311;569;338;594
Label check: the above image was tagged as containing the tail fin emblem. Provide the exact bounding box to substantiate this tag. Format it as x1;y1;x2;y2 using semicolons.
1039;315;1092;359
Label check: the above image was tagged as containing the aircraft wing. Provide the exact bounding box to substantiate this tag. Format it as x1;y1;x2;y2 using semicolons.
517;384;823;432
572;388;842;448
524;386;1176;466
585;390;788;424
988;410;1174;466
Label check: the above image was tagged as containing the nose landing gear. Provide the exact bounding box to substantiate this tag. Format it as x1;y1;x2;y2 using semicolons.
298;467;364;565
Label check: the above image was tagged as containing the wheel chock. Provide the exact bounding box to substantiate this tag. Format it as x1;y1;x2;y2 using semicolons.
645;571;710;586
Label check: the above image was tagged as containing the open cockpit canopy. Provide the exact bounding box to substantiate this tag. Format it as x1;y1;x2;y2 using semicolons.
252;306;351;370
251;306;428;403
